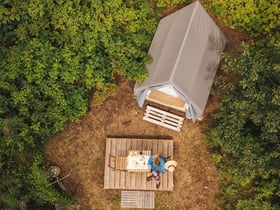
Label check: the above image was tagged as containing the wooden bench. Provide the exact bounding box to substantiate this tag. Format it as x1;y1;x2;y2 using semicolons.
121;191;154;209
146;89;186;112
108;155;127;171
143;105;184;132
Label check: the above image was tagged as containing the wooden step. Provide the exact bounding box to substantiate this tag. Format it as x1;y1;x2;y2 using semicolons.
121;191;154;209
143;105;184;132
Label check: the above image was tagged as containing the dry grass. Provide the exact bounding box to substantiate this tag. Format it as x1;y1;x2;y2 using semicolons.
45;81;220;210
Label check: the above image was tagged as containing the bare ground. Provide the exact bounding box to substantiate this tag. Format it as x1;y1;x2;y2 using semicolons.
45;4;249;209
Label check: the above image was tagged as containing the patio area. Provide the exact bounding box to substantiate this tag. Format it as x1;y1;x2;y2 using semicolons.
104;137;174;191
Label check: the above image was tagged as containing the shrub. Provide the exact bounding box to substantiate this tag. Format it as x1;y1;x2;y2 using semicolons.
211;0;280;37
207;36;280;208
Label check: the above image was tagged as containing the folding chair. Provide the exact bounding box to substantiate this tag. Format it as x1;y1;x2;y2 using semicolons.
108;155;127;171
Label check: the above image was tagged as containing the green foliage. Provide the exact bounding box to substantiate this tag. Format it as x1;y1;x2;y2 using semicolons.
100;0;158;82
93;83;118;105
211;0;280;37
0;153;73;209
155;0;189;8
0;0;159;88
27;155;73;206
207;37;280;209
0;0;184;208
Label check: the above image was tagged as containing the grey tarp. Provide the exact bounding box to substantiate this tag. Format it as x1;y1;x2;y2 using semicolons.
134;1;227;121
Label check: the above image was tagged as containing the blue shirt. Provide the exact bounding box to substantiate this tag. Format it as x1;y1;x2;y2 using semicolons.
148;155;166;174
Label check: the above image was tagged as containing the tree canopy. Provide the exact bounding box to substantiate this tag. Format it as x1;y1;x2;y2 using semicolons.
207;1;280;208
207;37;280;209
0;0;159;150
0;0;167;208
211;0;280;37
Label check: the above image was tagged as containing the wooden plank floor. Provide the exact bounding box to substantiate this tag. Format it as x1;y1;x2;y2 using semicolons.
121;191;155;209
104;137;174;191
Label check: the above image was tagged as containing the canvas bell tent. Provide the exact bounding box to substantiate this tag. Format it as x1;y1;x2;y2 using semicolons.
134;1;227;124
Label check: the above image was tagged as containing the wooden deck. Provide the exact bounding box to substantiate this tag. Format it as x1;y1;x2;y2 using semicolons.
104;137;174;191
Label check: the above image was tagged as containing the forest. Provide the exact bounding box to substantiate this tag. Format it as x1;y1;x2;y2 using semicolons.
0;0;279;209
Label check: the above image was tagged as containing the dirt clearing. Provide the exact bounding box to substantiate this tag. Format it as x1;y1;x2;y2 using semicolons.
45;80;220;210
45;5;248;208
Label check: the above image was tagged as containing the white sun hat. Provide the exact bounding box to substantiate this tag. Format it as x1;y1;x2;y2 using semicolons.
164;160;177;172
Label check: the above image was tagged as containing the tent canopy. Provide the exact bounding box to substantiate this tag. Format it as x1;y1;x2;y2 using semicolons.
134;1;227;121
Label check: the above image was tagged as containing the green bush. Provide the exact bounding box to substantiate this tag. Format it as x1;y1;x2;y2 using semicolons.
211;0;280;37
27;155;73;206
0;0;187;208
0;154;74;209
207;36;280;209
156;0;189;8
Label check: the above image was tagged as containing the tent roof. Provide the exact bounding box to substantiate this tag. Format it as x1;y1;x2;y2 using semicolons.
134;1;227;118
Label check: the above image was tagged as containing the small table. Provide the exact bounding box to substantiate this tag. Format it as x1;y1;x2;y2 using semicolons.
126;150;151;172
